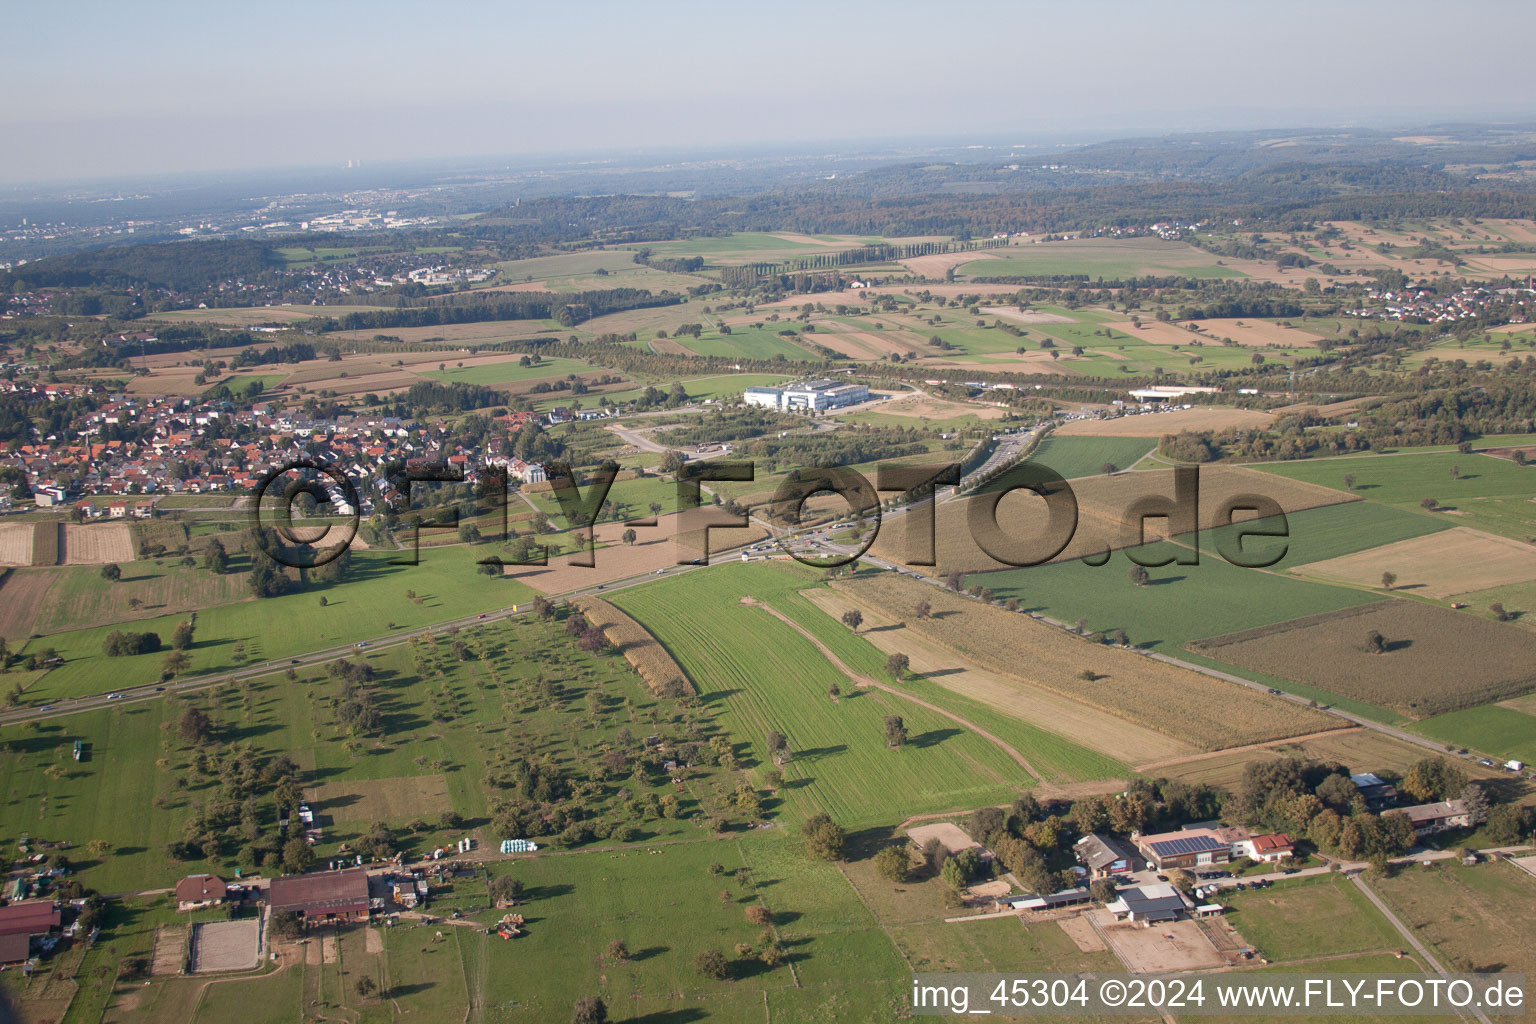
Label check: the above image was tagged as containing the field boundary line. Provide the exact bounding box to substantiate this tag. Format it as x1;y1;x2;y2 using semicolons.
737;596;1041;782
1132;726;1364;773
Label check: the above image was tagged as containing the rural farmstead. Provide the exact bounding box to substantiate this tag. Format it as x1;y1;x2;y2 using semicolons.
266;868;370;927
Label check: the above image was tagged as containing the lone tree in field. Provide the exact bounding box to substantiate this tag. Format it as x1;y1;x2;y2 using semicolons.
885;652;910;680
572;995;609;1024
802;812;846;861
1128;565;1151;587
1343;473;1356;491
355;977;376;998
1490;602;1510;622
883;715;908;748
874;845;910;882
100;563;121;582
765;730;788;763
827;682;841;702
1381;571;1397;590
162;650;190;678
178;707;212;745
1101;462;1118;475
694;950;729;980
604;939;629;962
840;609;863;633
621;528;637;546
914;599;931;619
1365;630;1387;654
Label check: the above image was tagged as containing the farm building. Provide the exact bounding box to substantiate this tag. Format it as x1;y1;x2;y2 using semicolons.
267;868;370;926
1104;883;1190;924
174;874;229;912
1350;772;1400;810
1396;799;1471;837
1135;829;1232;870
0;902;60;938
1006;886;1093;911
0;901;61;961
1235;833;1294;863
0;932;30;964
1074;834;1139;879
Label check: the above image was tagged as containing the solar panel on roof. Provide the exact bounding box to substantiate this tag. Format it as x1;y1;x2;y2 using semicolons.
1147;835;1226;856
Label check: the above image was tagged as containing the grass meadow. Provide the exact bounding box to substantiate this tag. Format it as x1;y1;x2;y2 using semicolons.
1254;450;1536;541
17;546;536;700
614;561;1060;825
1025;434;1157;480
0;611;745;894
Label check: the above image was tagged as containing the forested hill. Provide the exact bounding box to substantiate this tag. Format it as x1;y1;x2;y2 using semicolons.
0;239;283;292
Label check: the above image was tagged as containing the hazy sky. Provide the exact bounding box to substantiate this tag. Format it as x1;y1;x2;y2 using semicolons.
7;0;1535;184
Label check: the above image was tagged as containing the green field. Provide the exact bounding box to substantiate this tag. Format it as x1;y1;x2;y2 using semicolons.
0;611;747;894
1411;705;1536;763
1254;450;1536;541
958;239;1246;280
17;546;536;701
1371;861;1536;981
1221;873;1402;961
973;540;1383;653
613;562;1095;825
681;325;822;361
1025;434;1157;481
1207;499;1454;571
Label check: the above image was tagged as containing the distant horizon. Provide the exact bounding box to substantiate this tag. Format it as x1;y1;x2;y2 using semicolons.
6;114;1536;196
8;0;1536;186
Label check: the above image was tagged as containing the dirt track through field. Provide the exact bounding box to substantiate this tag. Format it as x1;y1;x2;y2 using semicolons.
737;596;1042;783
801;588;1190;765
1131;726;1362;773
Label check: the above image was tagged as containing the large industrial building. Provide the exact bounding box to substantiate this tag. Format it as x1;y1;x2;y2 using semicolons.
743;379;869;413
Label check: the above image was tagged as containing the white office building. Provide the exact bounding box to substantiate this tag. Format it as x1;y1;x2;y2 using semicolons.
744;379;869;413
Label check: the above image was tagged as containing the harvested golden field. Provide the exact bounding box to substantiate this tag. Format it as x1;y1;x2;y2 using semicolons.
574;596;693;695
1293;526;1536;598
1057;407;1276;437
1109;319;1323;349
812;321;922;360
869;463;1351;574
802;587;1191;765
327;319;562;345
978;306;1075;325
1190;601;1536;717
872;394;1007;421
59;523;137;565
125;369;208;396
0;570;49;639
832;573;1334;750
0;523;34;566
506;512;767;593
900;250;998;277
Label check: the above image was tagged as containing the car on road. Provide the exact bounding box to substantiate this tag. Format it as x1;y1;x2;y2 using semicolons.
39;705;53;711
654;568;666;575
107;692;124;700
356;642;369;648
478;614;486;619
291;659;300;664
1267;688;1283;695
154;687;165;692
